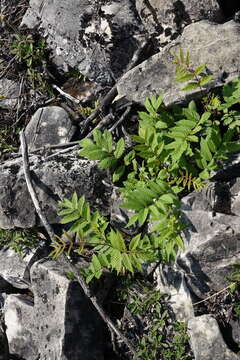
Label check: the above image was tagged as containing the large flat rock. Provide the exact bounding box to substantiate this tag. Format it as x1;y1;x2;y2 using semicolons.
117;20;240;106
0;152;111;229
21;0;145;85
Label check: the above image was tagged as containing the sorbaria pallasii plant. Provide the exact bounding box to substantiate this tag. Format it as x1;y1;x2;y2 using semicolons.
51;50;240;282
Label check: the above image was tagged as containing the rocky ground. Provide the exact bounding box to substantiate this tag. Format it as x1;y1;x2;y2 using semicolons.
0;1;240;359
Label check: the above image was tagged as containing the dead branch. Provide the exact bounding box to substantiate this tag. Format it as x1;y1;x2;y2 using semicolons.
80;39;148;136
20;130;136;357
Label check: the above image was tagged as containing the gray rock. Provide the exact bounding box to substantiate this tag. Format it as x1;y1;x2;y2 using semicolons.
0;248;33;290
4;294;37;359
0;79;20;110
179;178;240;296
24;106;76;152
117;20;240;106
0;152;111;229
4;259;105;360
155;177;240;321
136;0;223;47
21;0;145;85
188;315;240;360
156;263;194;322
0;244;52;294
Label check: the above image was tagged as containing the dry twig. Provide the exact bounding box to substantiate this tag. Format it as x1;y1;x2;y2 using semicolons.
19;130;136;357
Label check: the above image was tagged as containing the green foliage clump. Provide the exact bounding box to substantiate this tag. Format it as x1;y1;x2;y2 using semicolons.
0;129;17;156
11;34;46;68
118;283;192;360
10;33;49;90
51;193;163;283
0;228;39;257
173;48;213;91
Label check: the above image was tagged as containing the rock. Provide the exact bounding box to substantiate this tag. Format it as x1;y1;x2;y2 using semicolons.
179;178;240;297
0;248;34;291
4;294;37;359
0;244;51;292
188;315;240;360
0;79;20;110
156;263;194;322
4;259;105;360
0;152;111;229
24;106;76;152
155;176;240;321
117;20;240;106
21;0;145;85
136;0;223;48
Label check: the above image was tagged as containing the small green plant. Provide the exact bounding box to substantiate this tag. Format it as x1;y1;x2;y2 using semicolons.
10;33;49;90
227;264;240;293
0;228;39;257
118;283;192;360
76;100;99;117
0;129;17;156
227;264;240;320
173;48;213;91
11;34;46;68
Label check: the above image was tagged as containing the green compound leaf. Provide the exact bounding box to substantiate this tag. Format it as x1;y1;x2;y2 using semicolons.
113;165;126;182
114;137;125;159
194;64;206;75
199;75;213;86
181;82;199;91
99;156;117;169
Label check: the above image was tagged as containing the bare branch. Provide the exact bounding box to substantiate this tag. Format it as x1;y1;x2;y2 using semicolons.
20;130;136;357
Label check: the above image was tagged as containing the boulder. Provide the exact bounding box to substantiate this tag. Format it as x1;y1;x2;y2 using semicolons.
117;20;240;106
136;0;223;48
24;106;76;152
4;294;37;359
0;247;34;293
179;177;240;297
0;153;111;229
21;0;145;85
0;245;51;292
188;315;240;360
0;79;20;110
4;259;105;360
156;174;240;315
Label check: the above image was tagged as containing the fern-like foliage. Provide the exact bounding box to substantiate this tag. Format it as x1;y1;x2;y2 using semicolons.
52;54;240;282
79;129;127;182
51;193;157;283
173;48;213;91
134;94;240;181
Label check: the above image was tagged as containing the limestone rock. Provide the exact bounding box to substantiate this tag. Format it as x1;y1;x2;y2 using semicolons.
24;106;76;152
117;20;240;106
4;294;37;359
0;153;111;229
4;259;105;360
188;315;240;360
155;175;240;321
0;79;20;110
136;0;223;48
0;248;34;292
0;245;50;292
21;0;145;85
180;177;240;297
